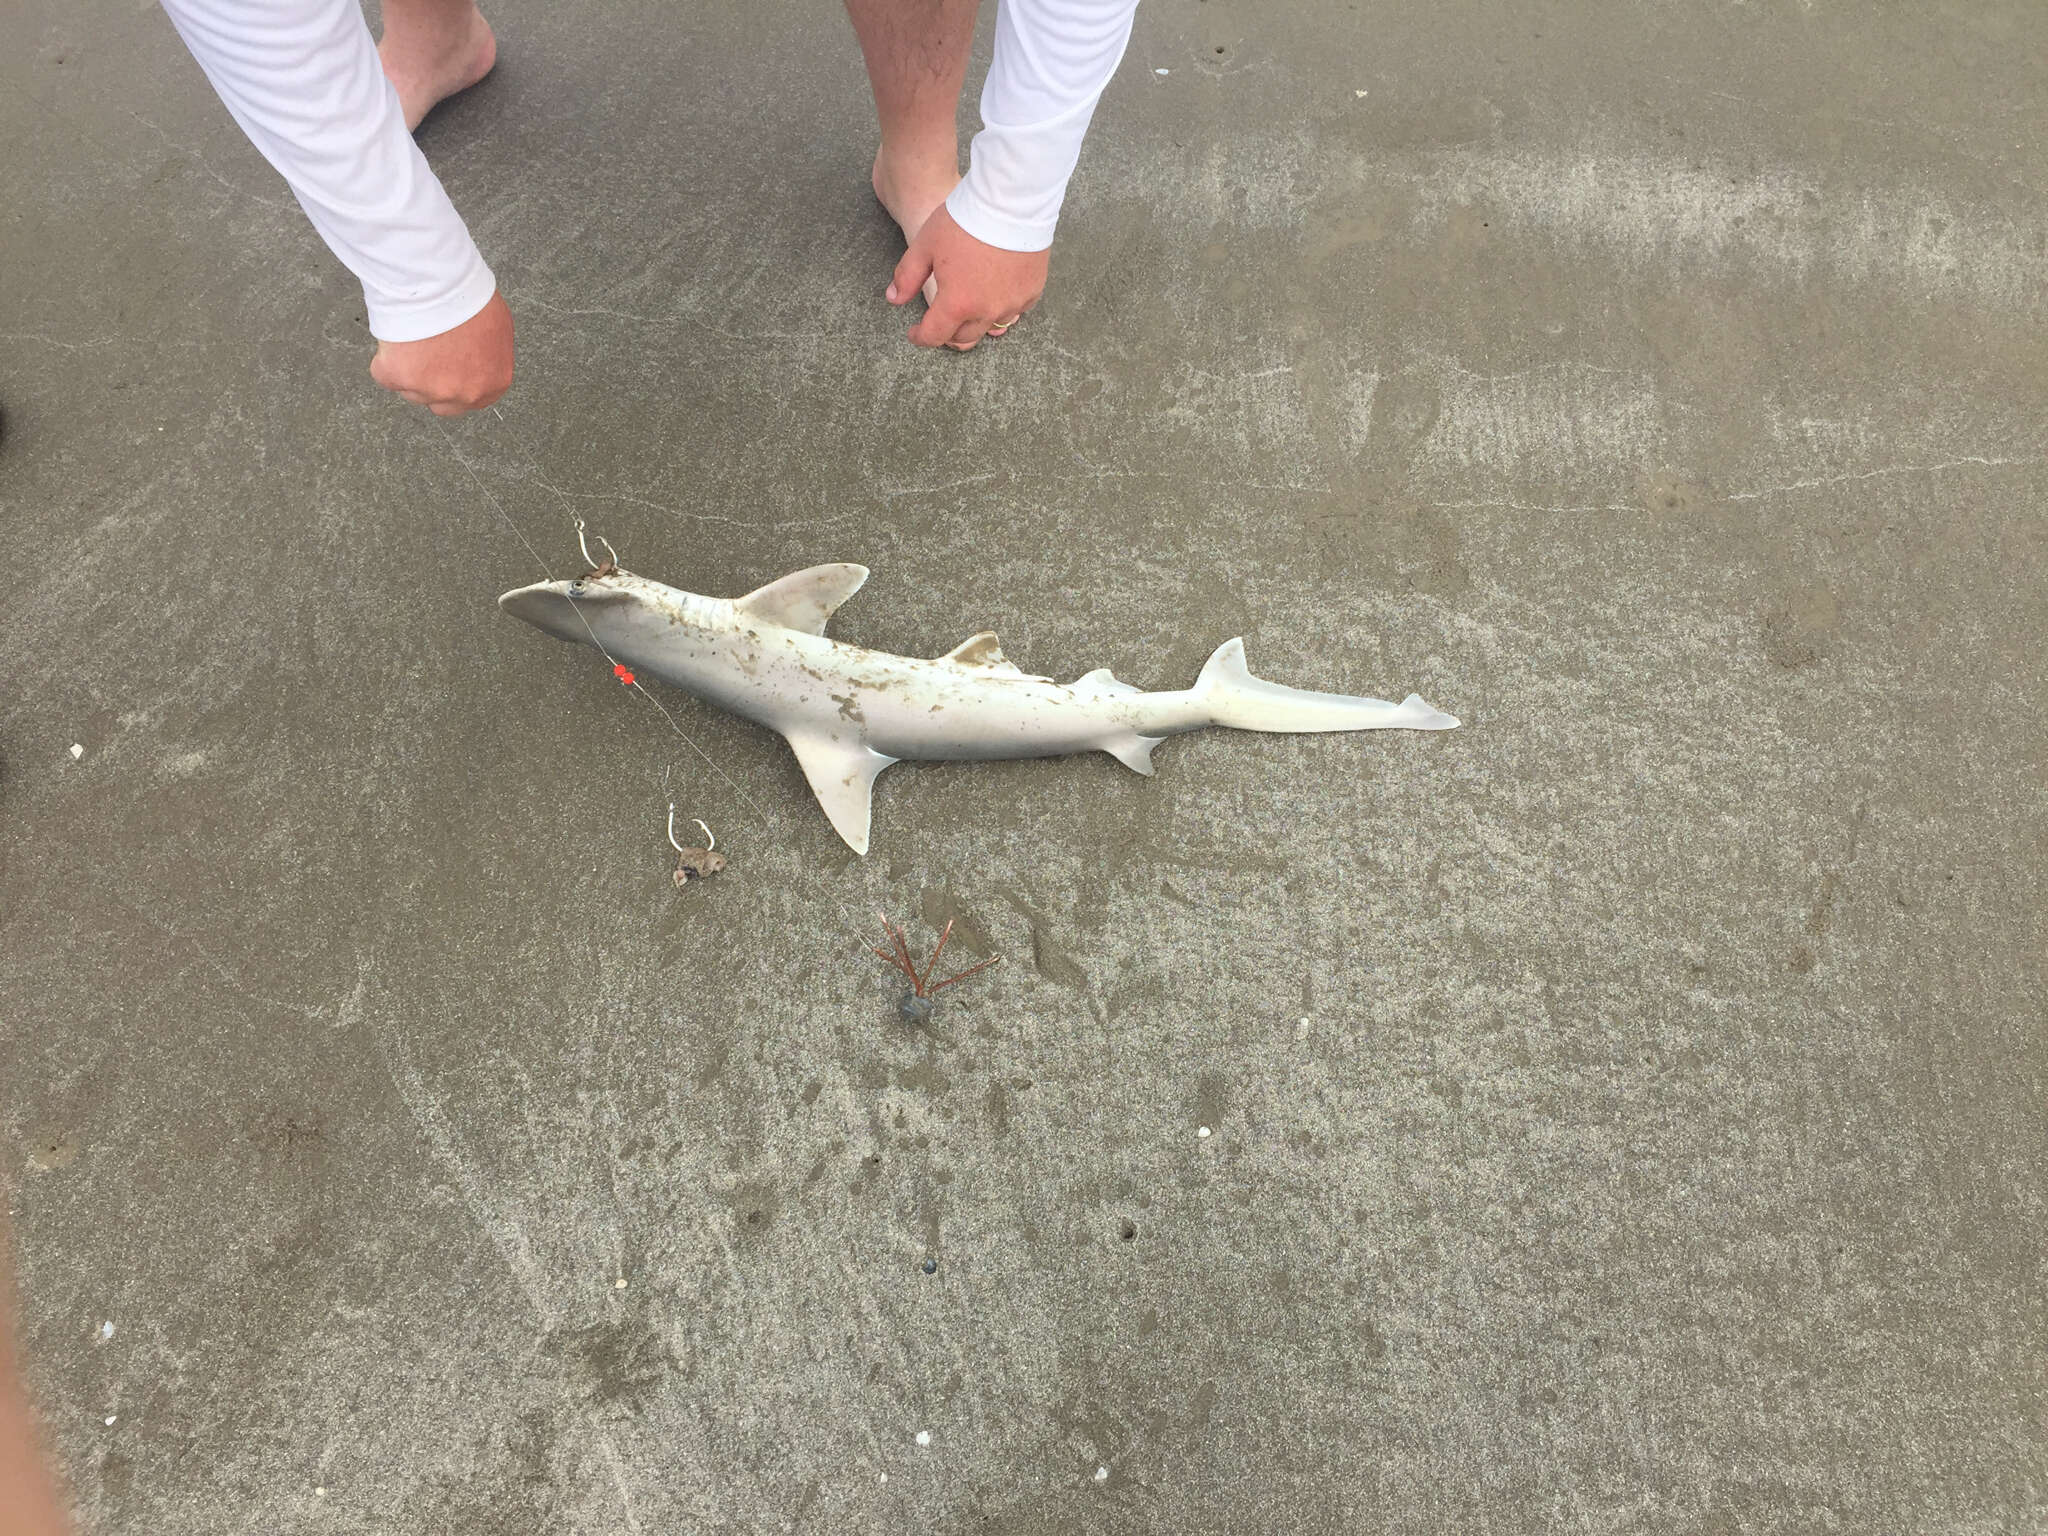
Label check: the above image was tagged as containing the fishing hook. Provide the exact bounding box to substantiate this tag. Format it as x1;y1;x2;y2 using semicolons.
668;804;714;852
575;518;619;572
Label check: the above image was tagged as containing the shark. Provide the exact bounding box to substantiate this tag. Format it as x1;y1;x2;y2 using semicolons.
499;562;1459;854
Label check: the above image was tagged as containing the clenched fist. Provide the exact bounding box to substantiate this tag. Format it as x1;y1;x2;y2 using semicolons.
888;206;1047;351
369;289;515;415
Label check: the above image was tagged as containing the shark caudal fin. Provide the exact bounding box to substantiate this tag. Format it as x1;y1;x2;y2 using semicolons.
1192;638;1460;733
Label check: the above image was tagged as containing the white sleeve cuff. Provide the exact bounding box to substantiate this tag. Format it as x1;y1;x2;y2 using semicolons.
946;167;1064;253
946;0;1140;253
363;247;498;343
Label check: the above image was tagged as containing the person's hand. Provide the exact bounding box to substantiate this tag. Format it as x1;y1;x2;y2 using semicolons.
888;206;1047;351
369;289;515;414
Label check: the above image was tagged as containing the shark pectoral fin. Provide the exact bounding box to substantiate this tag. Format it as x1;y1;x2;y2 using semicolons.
784;731;896;854
734;564;870;636
1101;733;1166;777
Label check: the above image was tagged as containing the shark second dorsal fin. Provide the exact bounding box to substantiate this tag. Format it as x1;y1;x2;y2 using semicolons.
734;564;870;636
937;631;1052;682
1073;667;1140;695
939;631;1014;670
783;730;896;854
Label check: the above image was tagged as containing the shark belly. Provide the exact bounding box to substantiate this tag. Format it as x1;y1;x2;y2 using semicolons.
609;616;1189;765
863;687;1128;762
811;650;1167;763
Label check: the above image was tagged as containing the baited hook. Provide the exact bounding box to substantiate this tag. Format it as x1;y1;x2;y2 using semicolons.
575;518;619;572
667;804;726;885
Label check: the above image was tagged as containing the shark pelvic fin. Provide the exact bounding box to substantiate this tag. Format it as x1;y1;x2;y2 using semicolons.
1101;732;1166;776
784;730;896;854
735;564;870;636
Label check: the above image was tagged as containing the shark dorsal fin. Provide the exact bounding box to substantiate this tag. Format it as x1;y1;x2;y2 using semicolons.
939;631;1014;670
783;730;896;854
1073;667;1140;695
938;632;1052;682
734;564;870;636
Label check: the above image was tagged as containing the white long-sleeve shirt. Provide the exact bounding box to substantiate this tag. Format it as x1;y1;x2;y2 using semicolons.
160;0;496;342
161;0;1141;342
947;0;1141;252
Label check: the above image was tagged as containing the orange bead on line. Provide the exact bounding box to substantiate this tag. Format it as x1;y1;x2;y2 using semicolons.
612;664;635;686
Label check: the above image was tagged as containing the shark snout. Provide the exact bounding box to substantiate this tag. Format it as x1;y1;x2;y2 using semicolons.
499;580;588;644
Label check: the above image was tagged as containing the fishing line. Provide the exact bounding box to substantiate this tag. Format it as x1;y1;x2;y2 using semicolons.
433;410;777;827
433;412;554;581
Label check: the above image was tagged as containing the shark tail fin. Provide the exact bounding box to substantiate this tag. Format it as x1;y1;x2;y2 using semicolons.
1192;638;1460;733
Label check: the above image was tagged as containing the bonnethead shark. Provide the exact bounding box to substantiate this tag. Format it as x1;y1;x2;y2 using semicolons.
499;563;1458;854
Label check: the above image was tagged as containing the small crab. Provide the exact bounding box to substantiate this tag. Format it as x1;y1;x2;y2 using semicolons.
668;807;726;886
870;914;998;1019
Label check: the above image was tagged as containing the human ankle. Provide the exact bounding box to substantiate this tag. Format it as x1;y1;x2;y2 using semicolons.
877;131;959;183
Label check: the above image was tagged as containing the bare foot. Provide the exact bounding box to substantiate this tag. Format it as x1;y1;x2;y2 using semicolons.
379;2;497;133
872;146;958;305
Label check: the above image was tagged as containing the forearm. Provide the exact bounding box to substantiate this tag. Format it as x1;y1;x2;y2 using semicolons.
0;1237;70;1536
158;0;495;341
946;0;1142;251
0;1395;70;1536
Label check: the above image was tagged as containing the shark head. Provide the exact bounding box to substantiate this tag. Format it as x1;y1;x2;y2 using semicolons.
500;575;612;645
498;570;695;653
